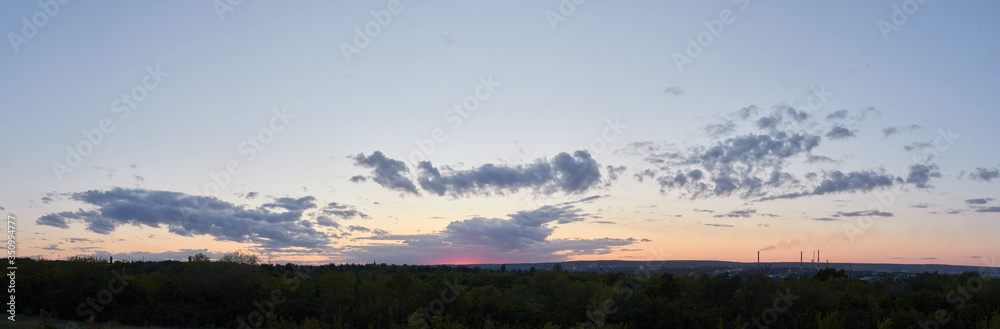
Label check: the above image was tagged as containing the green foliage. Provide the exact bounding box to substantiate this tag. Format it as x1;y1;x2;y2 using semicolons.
189;252;211;262
14;258;1000;329
219;249;259;265
37;310;58;329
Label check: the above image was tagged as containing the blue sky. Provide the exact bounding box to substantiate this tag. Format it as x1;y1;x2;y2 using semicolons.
2;0;999;266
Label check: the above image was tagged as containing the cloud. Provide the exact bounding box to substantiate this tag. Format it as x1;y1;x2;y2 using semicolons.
910;203;931;208
417;150;602;197
732;105;759;120
353;151;418;195
704;223;734;228
965;198;994;205
967;167;1000;182
903;142;933;152
41;245;64;251
35;188;335;250
825;110;848;121
712;209;777;218
805;155;837;164
649;131;819;198
634;169;656;182
245;191;259;199
882;127;899;137
759;169;896;201
976;207;1000;213
349;175;367;183
347;225;371;233
663;86;684;96
812;218;841;222
321;202;370;220
825;126;856;140
703;121;737;136
606;165;627;182
338;204;635;264
882;124;921;137
262;196;317;211
906;164;941;188
833;210;894;217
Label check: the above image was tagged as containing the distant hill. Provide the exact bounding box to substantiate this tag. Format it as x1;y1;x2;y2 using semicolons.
448;260;999;275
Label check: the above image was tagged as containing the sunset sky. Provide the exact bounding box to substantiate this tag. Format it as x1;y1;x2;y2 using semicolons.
2;1;999;266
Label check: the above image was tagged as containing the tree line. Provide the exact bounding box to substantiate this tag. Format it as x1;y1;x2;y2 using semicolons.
16;254;1000;329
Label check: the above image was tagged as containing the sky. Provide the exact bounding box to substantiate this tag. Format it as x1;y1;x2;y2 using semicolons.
2;0;999;267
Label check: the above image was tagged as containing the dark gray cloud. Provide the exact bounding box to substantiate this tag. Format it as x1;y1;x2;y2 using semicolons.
882;126;899;137
634;169;656;182
805;155;837;164
903;142;933;152
339;204;635;264
967;167;1000;182
347;225;370;233
812;217;841;222
712;209;777;218
910;203;931;208
965;198;994;205
734;105;759;120
834;210;894;217
906;164;941;188
262;196;317;211
882;124;921;137
825;110;848;121
825;126;856;140
704;223;734;228
41;245;64;251
627;101;940;202
349;175;367;183
245;191;259;199
36;188;335;250
663;86;684;96
976;207;1000;212
417;150;601;197
647;131;819;198
812;170;895;195
606;165;627;181
353;151;418;195
759;169;896;201
321;202;370;220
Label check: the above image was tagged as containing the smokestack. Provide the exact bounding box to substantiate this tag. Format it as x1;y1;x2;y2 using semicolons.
818;250;820;269
800;251;803;269
757;250;760;267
